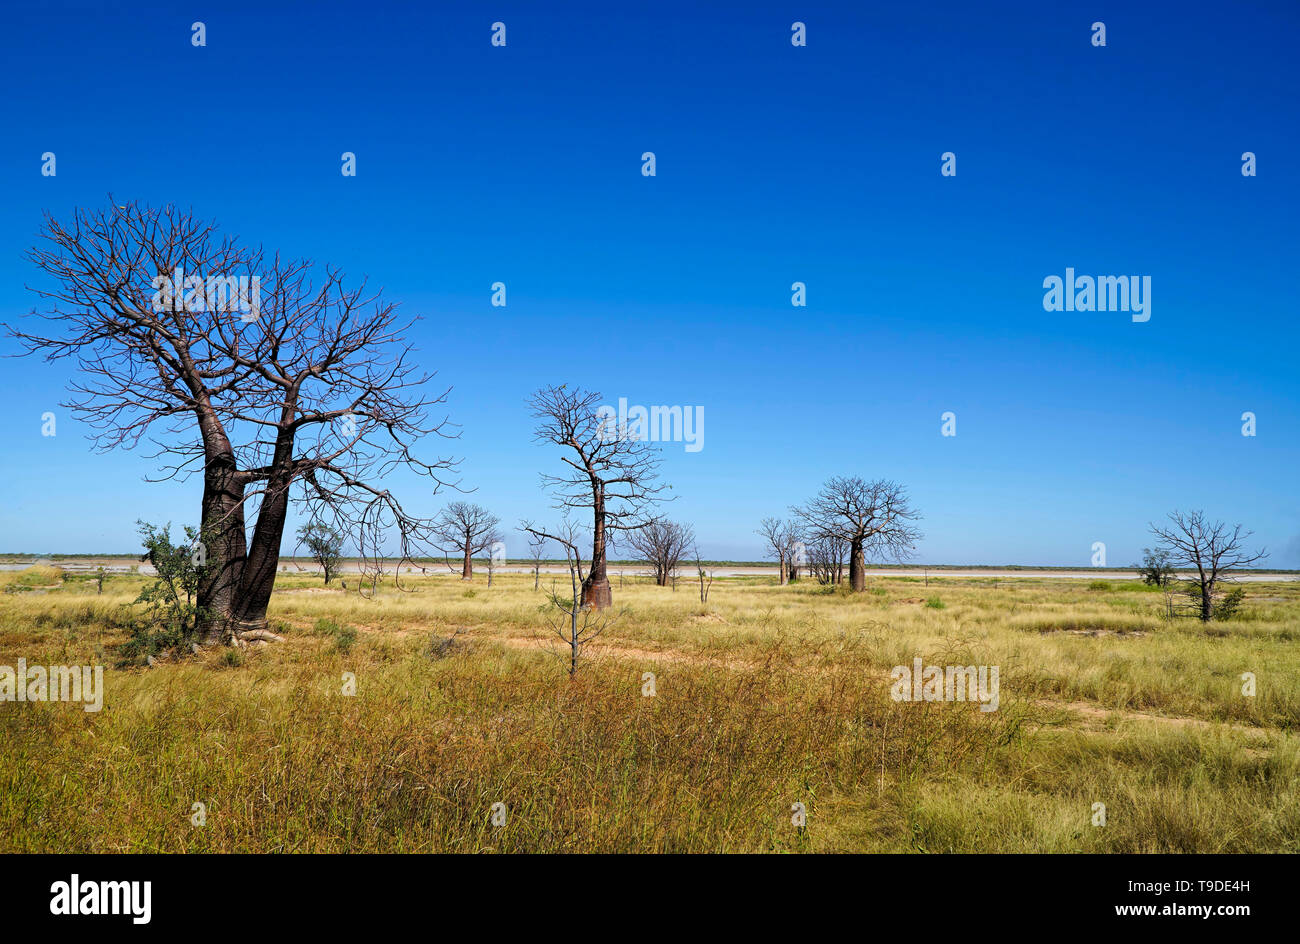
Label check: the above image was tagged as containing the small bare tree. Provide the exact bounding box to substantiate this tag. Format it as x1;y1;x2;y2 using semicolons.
693;545;713;603
627;519;694;587
794;477;921;593
484;528;504;587
757;517;802;585
528;385;670;608
523;519;614;675
525;528;548;590
432;501;500;581
1149;511;1267;621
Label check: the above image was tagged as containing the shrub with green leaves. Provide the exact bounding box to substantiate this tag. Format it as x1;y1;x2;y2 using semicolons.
297;521;345;584
118;521;208;665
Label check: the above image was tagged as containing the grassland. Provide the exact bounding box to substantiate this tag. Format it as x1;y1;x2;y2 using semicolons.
1;564;1296;852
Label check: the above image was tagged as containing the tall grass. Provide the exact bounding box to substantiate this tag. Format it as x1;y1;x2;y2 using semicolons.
1;567;1296;852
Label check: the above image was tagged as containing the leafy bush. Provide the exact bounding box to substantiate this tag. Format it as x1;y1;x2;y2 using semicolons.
118;521;208;665
1088;580;1112;591
1182;583;1248;621
925;597;946;609
1216;586;1247;621
1135;547;1174;587
297;520;345;584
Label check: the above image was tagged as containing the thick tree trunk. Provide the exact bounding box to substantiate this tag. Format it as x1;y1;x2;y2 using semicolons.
1200;579;1215;621
779;557;788;585
849;539;866;592
230;415;299;637
462;537;473;580
582;495;612;608
235;472;293;635
196;448;248;645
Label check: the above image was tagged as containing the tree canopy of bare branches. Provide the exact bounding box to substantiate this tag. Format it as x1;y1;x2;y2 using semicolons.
757;517;802;585
627;519;694;587
432;501;500;580
527;384;670;608
9;200;458;643
1149;510;1267;621
806;532;848;585
793;476;922;592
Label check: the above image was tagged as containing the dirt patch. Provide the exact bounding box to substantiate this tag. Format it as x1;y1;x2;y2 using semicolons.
1038;699;1274;739
1062;628;1148;638
1033;625;1147;637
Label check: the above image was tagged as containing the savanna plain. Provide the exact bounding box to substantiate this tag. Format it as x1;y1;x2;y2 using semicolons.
2;564;1296;853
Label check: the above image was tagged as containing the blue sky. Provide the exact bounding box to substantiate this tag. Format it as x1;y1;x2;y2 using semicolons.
0;0;1297;565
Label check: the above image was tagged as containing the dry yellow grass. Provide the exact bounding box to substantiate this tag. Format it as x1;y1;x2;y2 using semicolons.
1;567;1296;852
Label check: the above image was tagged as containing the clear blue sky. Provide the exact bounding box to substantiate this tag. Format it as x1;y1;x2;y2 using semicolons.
1;0;1296;566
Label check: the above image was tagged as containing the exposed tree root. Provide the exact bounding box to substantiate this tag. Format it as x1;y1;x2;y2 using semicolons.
235;628;285;644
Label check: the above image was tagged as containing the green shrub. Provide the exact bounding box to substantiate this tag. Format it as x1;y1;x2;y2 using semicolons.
1216;586;1247;621
118;521;208;666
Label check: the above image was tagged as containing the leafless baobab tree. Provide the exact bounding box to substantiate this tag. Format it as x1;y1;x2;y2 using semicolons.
9;201;458;645
432;501;500;580
794;477;922;593
806;532;848;585
757;517;801;585
627;519;694;587
1149;510;1267;621
527;385;670;608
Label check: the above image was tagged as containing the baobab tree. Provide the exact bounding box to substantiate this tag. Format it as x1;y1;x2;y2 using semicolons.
432;501;500;580
757;517;801;585
9;201;458;645
1149;510;1267;621
806;532;849;585
794;477;922;592
526;385;669;608
627;519;694;587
